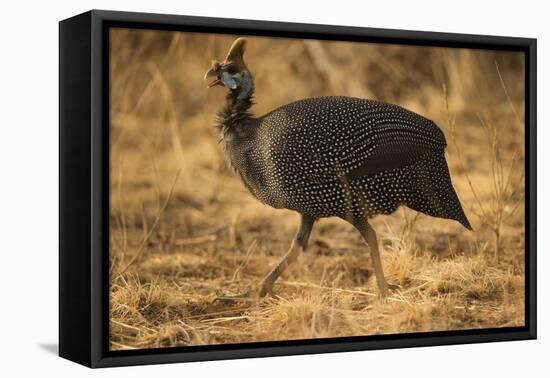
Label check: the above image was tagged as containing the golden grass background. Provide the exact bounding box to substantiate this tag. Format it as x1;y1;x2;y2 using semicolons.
109;29;525;350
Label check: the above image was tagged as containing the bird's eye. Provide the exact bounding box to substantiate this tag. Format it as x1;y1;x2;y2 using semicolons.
223;63;237;74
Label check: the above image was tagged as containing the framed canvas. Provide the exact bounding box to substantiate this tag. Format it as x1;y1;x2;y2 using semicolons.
59;10;537;368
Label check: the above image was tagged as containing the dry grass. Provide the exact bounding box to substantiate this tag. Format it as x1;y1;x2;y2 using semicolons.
108;29;525;350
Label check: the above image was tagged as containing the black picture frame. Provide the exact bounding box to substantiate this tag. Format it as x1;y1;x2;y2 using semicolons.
59;9;537;368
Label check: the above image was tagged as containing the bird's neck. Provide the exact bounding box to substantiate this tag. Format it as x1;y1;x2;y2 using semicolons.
216;75;255;134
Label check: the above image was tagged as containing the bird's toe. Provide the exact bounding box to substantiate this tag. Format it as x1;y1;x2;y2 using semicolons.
387;282;401;291
213;290;257;303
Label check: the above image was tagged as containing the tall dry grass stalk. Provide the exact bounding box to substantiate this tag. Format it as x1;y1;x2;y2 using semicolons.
444;68;524;262
115;170;180;275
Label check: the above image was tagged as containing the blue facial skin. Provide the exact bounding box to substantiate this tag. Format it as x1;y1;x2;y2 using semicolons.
221;71;238;89
221;71;252;101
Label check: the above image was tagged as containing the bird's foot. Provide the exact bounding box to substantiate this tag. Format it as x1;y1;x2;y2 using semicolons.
378;281;401;300
214;281;279;303
258;280;279;299
387;281;401;291
214;290;257;303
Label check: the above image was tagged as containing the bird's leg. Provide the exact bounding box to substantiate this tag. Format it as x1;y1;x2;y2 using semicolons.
354;219;399;299
215;214;314;302
258;214;315;298
257;239;301;298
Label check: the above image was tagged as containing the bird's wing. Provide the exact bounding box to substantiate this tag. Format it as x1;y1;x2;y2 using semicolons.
296;103;448;183
262;97;447;184
345;119;447;178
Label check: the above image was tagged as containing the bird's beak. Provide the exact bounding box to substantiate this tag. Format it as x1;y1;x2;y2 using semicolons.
204;68;222;88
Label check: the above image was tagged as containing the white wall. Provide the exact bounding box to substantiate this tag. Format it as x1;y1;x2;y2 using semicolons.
0;0;546;376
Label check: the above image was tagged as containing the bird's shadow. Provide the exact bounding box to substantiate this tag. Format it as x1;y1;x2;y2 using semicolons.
38;343;58;355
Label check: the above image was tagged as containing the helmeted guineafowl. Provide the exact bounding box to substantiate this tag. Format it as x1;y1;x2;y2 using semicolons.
204;37;472;299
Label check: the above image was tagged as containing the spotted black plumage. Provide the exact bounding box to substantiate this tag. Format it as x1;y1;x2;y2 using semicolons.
205;37;471;300
222;96;471;229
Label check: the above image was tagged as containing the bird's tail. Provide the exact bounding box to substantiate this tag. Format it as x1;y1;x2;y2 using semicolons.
409;152;472;230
